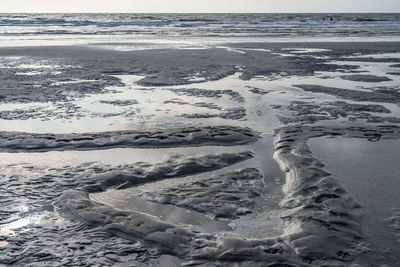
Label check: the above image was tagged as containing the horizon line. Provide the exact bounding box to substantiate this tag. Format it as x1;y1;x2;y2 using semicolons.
0;12;399;14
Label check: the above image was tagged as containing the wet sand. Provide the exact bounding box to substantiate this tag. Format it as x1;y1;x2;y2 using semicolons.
274;125;400;266
1;42;400;266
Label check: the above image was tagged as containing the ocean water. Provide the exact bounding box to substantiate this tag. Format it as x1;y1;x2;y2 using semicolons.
0;13;400;47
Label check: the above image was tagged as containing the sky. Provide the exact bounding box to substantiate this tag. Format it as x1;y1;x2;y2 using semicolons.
1;0;399;13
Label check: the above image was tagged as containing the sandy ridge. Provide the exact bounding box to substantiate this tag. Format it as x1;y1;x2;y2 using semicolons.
0;126;258;152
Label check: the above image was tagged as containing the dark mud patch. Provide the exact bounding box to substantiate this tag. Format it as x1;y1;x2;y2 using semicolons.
99;99;139;106
294;84;400;103
141;168;263;220
279;100;394;124
136;65;236;87
79;151;254;192
181;107;246;120
246;86;271;95
163;98;247;120
240;62;358;81
164;98;249;120
387;72;400;76
340;74;392;82
164;99;223;111
0;103;83;121
0;126;258;152
0;56;123;104
339;57;400;63
192;102;222;110
167;88;245;103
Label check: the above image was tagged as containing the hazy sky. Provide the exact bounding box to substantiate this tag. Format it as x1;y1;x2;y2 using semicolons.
1;0;399;13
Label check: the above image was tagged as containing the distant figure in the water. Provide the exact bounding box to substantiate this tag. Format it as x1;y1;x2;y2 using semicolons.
330;17;333;21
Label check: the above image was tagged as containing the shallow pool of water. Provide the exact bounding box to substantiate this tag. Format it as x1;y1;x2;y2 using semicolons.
309;136;400;265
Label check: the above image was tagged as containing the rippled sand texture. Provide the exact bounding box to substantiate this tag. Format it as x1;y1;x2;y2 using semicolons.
1;41;400;266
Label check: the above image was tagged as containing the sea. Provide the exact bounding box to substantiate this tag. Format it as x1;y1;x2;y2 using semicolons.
0;13;400;48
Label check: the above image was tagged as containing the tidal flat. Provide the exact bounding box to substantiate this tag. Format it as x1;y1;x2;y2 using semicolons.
1;41;400;266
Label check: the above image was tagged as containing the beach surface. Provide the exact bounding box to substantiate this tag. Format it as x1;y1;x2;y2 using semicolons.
1;14;400;266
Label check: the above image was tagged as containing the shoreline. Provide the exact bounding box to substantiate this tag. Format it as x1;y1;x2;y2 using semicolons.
1;40;400;50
